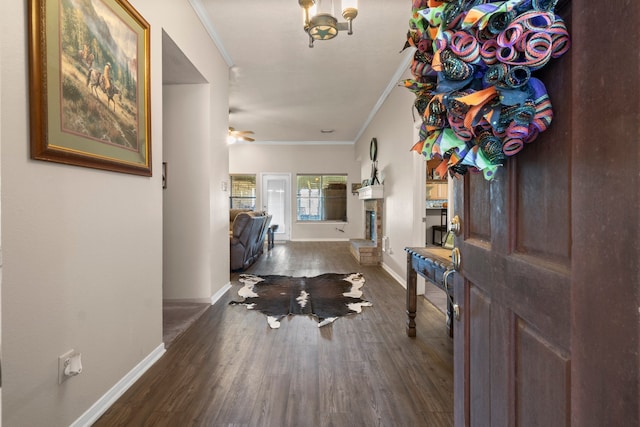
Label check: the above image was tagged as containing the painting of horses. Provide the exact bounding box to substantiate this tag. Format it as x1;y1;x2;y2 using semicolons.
28;0;151;176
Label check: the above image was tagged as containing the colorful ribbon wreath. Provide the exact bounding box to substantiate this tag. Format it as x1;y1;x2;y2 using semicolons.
403;0;570;180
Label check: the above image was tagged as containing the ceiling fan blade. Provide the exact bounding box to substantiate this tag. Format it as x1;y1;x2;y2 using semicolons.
229;127;254;134
229;127;255;142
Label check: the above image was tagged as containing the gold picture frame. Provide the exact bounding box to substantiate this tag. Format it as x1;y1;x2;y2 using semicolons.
28;0;152;176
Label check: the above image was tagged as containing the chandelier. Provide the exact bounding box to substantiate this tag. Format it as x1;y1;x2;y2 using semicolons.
298;0;358;48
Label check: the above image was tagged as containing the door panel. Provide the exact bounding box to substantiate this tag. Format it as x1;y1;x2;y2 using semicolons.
516;152;571;263
516;321;570;426
489;303;513;427
467;173;492;242
469;286;491;427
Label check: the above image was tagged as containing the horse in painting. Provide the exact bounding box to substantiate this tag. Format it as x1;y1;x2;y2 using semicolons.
86;68;121;112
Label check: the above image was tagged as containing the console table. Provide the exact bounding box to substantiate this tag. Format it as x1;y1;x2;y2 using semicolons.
405;247;455;338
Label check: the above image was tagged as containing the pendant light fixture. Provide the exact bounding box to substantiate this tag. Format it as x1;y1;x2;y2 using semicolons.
299;0;358;48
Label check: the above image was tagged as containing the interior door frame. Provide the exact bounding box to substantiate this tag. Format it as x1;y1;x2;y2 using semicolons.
261;173;291;241
413;122;428;295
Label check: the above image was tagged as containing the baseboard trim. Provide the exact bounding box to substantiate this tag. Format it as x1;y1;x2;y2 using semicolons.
381;261;406;288
382;261;427;295
163;297;211;304
70;344;166;427
289;238;350;242
211;282;232;305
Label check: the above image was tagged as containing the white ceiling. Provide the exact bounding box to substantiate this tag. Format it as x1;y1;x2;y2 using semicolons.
188;0;413;144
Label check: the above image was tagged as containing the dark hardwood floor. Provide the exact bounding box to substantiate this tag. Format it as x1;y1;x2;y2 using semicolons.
95;241;453;426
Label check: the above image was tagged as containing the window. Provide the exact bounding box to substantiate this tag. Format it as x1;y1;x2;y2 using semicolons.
296;174;347;221
229;174;256;209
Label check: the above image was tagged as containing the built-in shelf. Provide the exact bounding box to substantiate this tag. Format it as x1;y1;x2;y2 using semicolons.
358;185;384;200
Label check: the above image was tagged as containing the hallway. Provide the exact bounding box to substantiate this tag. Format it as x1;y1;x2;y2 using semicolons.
95;241;454;426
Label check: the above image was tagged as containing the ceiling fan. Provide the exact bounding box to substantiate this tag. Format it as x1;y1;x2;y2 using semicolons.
228;127;255;143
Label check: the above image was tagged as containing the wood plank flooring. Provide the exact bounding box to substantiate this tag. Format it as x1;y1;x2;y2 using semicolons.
95;241;453;426
163;301;210;348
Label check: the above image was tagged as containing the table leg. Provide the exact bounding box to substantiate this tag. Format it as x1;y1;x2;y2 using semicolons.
406;252;417;337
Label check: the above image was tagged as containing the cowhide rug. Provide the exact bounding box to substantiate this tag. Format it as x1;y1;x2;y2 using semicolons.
230;273;372;328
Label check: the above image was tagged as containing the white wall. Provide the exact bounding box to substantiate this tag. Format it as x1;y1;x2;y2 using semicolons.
229;144;362;241
0;1;229;425
354;77;423;281
0;24;3;421
163;84;214;301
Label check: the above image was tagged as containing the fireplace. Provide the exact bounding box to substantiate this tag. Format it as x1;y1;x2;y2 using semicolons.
349;198;383;265
365;210;376;242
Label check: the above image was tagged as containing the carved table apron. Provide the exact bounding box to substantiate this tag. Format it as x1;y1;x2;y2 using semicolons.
405;247;454;338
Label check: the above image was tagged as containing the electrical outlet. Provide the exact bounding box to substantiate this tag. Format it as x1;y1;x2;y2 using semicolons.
58;349;79;384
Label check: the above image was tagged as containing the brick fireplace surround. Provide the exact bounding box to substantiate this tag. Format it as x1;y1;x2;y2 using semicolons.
349;198;383;265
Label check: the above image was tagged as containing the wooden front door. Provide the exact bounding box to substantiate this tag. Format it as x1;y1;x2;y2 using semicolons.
451;2;640;425
452;147;572;425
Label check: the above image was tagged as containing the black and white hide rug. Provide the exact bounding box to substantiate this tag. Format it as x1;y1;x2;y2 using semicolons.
230;273;372;328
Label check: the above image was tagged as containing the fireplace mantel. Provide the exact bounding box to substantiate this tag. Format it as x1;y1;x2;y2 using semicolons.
357;185;383;200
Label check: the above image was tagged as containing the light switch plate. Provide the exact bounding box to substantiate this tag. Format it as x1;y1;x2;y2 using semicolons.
58;349;78;384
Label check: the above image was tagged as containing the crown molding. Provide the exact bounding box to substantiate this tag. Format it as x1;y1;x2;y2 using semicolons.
188;0;234;68
353;47;415;144
232;140;354;146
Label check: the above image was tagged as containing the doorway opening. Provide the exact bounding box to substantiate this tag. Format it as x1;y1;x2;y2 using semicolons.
261;173;291;241
161;30;210;347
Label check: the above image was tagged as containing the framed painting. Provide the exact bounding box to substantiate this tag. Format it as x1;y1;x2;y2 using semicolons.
28;0;152;176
